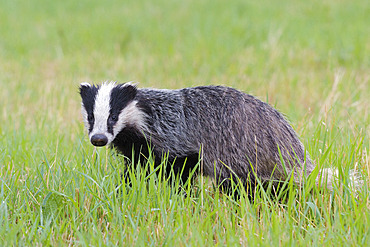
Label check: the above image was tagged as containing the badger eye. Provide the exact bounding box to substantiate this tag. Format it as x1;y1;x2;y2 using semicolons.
110;115;117;121
88;115;94;122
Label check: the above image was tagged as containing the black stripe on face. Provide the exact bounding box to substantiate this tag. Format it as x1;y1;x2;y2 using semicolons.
79;84;99;132
108;84;137;134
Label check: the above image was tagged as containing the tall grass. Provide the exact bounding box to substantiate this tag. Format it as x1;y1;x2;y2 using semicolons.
0;0;369;245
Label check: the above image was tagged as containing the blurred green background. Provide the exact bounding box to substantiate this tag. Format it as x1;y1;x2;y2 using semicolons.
1;0;368;134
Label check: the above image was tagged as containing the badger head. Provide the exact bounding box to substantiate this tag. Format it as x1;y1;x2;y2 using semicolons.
79;81;146;147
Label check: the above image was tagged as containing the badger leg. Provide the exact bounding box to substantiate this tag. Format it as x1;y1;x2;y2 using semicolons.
166;153;200;186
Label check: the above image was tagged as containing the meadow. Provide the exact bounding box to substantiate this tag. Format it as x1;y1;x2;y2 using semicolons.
0;0;369;245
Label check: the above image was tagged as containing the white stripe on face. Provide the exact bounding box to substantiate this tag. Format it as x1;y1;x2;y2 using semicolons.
113;100;147;137
81;105;89;130
89;82;116;143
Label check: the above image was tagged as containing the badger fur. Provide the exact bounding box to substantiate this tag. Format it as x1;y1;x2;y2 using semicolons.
79;82;351;194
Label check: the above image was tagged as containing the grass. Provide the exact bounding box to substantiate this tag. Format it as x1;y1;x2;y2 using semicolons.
0;0;369;245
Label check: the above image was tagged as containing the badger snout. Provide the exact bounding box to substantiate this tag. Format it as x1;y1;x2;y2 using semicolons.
91;134;108;146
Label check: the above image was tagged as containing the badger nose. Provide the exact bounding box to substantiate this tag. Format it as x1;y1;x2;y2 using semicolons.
91;134;108;146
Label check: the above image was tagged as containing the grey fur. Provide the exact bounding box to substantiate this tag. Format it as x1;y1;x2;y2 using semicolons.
80;83;320;194
137;86;314;182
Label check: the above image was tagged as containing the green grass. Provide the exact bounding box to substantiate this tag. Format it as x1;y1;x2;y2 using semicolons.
0;0;369;245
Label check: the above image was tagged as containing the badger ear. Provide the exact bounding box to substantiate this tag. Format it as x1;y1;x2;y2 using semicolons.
110;83;137;103
80;82;91;88
123;83;137;98
120;83;137;96
122;81;137;87
79;82;98;99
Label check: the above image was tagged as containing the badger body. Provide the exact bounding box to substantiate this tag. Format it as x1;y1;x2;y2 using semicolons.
80;82;317;192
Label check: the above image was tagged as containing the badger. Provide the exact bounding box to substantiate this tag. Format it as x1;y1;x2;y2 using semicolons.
79;82;348;194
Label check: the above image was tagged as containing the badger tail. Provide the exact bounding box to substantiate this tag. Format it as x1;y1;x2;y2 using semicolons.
318;168;362;191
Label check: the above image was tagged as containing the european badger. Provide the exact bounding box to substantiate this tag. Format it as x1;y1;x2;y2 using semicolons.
79;82;338;194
